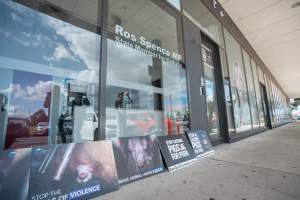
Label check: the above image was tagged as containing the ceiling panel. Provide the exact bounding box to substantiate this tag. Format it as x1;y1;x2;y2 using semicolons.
236;0;300;35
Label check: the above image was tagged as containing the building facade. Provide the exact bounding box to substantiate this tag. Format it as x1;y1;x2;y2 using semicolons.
0;0;290;150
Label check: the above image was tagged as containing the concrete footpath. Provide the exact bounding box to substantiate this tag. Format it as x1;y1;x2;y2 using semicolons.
94;123;300;200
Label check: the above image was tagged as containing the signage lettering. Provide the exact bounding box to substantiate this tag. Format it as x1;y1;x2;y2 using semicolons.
115;24;182;62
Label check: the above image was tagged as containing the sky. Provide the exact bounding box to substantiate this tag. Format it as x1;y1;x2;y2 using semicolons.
0;0;102;117
10;70;52;118
0;0;101;83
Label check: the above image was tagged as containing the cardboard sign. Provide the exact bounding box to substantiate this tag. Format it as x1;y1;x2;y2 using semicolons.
158;134;197;172
187;130;214;158
0;148;31;200
113;136;164;185
29;141;119;200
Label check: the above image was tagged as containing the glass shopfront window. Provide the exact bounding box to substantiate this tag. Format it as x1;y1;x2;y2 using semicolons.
264;74;275;125
182;0;224;47
272;84;279;124
271;83;288;124
220;49;236;135
202;44;220;138
270;81;278;124
0;0;101;149
251;60;265;128
224;29;251;133
106;0;189;138
257;66;265;85
242;50;259;129
256;65;266;127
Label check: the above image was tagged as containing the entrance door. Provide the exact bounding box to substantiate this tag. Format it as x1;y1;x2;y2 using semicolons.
201;44;221;139
259;83;272;129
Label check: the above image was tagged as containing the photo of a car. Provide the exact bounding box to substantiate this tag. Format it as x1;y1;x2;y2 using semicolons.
35;122;49;136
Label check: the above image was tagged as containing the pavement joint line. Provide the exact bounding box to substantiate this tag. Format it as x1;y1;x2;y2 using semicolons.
206;157;300;177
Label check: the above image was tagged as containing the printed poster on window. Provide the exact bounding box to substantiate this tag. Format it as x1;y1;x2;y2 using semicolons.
112;136;164;185
29;141;119;200
187;130;214;158
158;134;197;172
0;148;31;200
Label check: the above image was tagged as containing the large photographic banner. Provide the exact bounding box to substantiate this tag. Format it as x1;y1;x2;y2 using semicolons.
29;141;119;200
187;130;214;158
0;148;31;200
112;136;164;185
158;135;197;172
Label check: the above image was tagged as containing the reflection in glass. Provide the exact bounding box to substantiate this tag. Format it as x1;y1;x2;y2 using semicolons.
252;63;265;128
270;81;289;124
250;60;263;128
106;0;189;138
106;40;189;138
242;50;259;129
264;75;275;125
219;49;236;135
224;29;251;133
257;66;266;127
202;45;220;138
0;0;100;149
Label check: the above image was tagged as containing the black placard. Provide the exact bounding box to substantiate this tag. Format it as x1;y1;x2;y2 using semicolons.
158;134;197;172
0;148;31;200
187;130;214;158
29;141;119;200
112;135;164;185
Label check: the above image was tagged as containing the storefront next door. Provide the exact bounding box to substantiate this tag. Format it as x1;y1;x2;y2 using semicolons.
182;17;228;145
260;83;272;129
201;44;221;140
